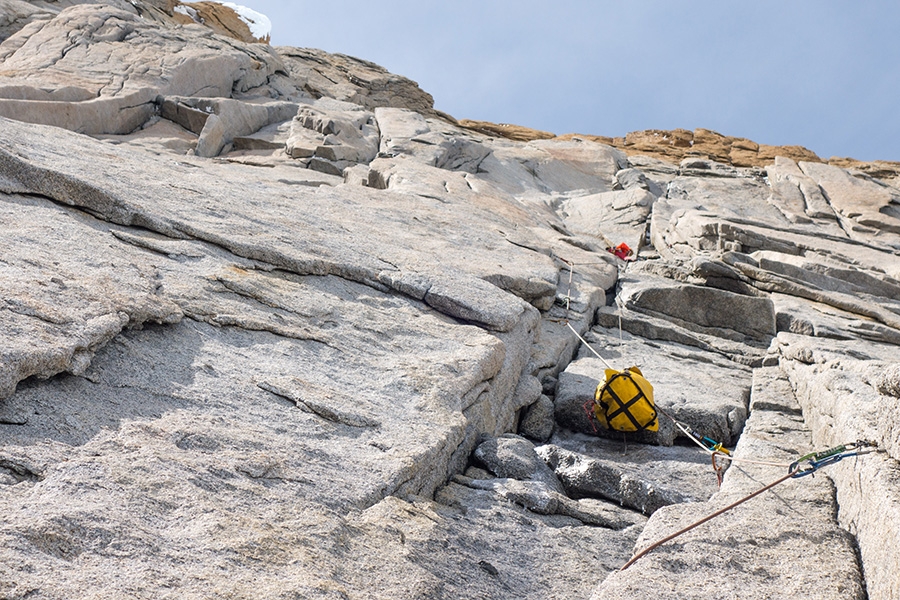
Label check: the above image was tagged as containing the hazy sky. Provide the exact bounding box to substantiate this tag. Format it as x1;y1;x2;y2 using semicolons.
234;1;898;162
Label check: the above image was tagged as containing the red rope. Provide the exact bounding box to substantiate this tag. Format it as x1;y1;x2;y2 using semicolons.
620;469;796;571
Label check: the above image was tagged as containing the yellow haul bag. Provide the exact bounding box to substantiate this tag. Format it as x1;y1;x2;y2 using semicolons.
593;367;658;432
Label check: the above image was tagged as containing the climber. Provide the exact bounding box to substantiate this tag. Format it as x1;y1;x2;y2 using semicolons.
607;242;635;261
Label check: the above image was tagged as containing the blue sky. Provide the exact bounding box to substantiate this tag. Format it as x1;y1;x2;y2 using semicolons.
236;1;898;162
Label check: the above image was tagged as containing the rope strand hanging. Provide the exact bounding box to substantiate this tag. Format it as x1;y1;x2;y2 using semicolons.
561;259;795;469
557;258;882;573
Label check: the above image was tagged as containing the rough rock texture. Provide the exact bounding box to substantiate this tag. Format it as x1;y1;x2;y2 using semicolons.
0;0;269;44
537;433;721;515
594;367;867;599
562;127;823;168
276;47;438;117
0;2;438;143
457;118;556;142
557;127;900;178
776;334;900;600
555;333;752;446
472;434;566;495
1;3;900;599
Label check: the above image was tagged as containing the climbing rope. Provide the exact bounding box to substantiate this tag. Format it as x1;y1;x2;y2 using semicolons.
560;261;801;471
566;321;614;371
557;259;882;571
619;440;879;570
654;404;795;470
619;468;797;571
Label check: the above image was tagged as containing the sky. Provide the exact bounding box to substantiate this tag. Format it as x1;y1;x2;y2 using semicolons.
226;1;898;162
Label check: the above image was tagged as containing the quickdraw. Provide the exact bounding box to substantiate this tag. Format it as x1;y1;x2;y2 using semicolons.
656;405;732;457
620;439;881;570
790;440;879;478
558;261;882;571
687;428;731;456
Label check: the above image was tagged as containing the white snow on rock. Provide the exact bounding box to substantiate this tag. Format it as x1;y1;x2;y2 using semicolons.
181;0;272;40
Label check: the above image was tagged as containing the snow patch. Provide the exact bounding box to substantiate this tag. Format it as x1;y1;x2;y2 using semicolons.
173;5;200;22
180;0;272;41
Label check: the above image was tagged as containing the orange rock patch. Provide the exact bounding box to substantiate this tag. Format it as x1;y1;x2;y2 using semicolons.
170;0;269;44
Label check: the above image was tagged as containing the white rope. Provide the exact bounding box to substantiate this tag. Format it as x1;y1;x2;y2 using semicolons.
672;420;791;468
565;321;614;370
562;260;791;470
713;452;793;469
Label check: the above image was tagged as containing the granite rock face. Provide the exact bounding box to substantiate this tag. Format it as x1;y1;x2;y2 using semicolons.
559;127;900;179
594;367;868;600
1;3;900;599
